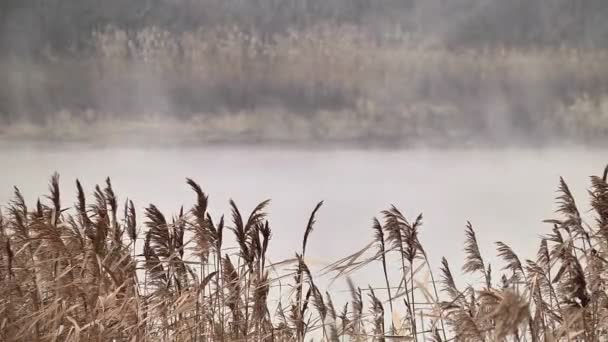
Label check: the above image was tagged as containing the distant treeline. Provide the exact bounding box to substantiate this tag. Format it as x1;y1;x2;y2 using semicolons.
1;0;608;57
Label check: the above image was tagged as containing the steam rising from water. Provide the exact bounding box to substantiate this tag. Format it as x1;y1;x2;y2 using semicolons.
1;1;608;146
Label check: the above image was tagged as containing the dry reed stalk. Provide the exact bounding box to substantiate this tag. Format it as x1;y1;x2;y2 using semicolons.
1;167;608;341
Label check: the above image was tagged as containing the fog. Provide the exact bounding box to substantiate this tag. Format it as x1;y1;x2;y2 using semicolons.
2;2;608;340
2;0;607;299
1;0;608;146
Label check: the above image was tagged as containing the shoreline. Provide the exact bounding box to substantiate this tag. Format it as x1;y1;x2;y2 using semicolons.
1;129;606;151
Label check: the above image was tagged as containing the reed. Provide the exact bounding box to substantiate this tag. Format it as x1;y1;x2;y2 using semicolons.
1;165;608;340
4;24;608;146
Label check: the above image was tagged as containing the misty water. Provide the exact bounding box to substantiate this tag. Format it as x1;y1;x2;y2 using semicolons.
1;144;604;291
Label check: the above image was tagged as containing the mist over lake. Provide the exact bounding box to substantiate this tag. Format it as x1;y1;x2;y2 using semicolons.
2;144;602;273
3;0;608;340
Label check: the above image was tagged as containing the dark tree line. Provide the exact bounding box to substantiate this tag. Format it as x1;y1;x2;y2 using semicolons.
1;0;608;58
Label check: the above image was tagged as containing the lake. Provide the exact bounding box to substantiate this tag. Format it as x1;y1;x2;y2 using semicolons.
0;144;604;293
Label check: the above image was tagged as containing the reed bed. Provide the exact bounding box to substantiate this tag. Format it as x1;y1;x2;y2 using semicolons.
1;166;608;341
4;24;608;145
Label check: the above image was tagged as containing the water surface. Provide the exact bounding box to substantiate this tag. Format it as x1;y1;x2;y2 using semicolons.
0;145;603;290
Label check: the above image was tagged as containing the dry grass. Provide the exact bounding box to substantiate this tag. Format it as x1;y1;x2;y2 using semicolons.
2;165;608;341
3;24;608;145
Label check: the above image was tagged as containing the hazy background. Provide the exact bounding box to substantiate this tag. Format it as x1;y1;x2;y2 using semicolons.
2;2;608;312
2;0;608;146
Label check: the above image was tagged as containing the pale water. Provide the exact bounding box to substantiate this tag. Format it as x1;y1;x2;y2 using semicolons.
0;145;604;292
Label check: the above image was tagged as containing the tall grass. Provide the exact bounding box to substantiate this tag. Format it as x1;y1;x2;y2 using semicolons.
3;24;608;145
1;166;608;340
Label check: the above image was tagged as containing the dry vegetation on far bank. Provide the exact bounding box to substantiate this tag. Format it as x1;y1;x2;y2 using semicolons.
3;25;608;146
